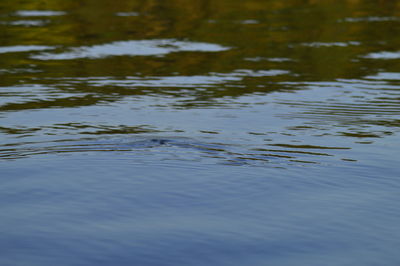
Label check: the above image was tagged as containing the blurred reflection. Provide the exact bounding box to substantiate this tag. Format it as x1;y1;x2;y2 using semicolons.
0;0;399;158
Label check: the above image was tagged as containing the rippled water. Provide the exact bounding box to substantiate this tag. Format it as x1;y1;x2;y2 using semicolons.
1;1;400;265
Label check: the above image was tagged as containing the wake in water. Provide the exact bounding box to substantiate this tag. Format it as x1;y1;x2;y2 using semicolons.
0;135;353;167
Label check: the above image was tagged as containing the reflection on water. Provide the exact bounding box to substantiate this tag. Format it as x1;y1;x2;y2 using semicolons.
1;0;400;265
0;45;54;53
299;41;360;47
363;51;400;59
32;39;231;60
13;10;66;17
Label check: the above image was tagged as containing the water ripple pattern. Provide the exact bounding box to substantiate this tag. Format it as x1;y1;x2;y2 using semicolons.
32;39;231;60
1;2;400;266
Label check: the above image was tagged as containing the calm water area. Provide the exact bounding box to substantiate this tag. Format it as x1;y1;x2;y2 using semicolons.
1;1;400;265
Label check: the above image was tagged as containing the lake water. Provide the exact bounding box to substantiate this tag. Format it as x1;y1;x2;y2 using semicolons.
1;1;400;265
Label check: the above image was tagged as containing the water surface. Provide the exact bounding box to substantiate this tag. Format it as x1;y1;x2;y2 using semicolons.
1;1;400;265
